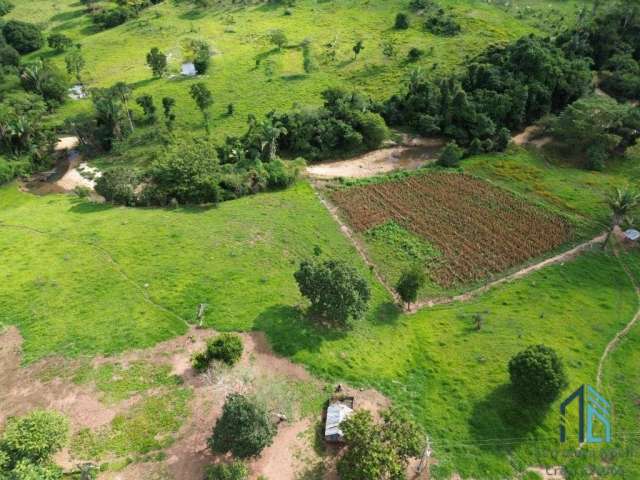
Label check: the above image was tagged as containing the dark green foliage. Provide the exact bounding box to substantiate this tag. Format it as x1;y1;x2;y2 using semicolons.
338;408;423;480
204;461;248;480
20;60;69;105
274;88;388;160
146;47;167;78
353;39;364;59
209;394;276;458
0;410;68;480
47;33;72;52
294;258;371;326
192;333;243;371
95;167;138;205
90;86;130;150
424;9;460;36
0;44;20;67
65;47;85;83
384;36;591;152
2;20;44;54
190;82;213;131
162;96;176;129
547;95;640;170
136;94;156;123
192;40;211;74
600;54;640;100
268;29;288;49
438;141;463;167
93;7;130;29
409;0;436;10
407;47;424;62
396;267;426;308
0;0;14;16
146;138;221;205
508;344;568;405
394;12;409;29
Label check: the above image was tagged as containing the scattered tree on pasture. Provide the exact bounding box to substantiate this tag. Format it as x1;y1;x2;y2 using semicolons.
136;94;156;123
395;12;410;29
47;33;73;52
146;47;167;78
353;40;364;59
112;81;135;132
294;258;370;327
190;82;213;133
208;393;276;458
396;267;426;309
268;29;288;50
508;344;568;405
2;20;44;54
65;46;86;84
162;96;176;130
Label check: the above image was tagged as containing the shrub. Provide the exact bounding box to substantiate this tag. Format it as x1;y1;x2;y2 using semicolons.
47;33;73;52
95;167;138;205
209;393;276;458
438;141;463;167
394;12;409;29
0;44;20;67
204;461;248;480
264;158;298;188
508;344;568;405
424;10;460;36
93;7;130;29
407;47;424;62
294;258;370;327
0;0;14;16
268;29;288;50
192;333;243;371
1;410;68;464
2;20;44;54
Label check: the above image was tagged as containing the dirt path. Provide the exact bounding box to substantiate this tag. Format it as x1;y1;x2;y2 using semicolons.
306;137;444;179
596;247;640;389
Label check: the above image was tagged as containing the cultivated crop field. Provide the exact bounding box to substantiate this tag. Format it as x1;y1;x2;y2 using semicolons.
332;172;573;288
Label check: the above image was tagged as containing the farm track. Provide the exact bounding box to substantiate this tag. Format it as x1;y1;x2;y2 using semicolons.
596;246;640;389
0;221;190;327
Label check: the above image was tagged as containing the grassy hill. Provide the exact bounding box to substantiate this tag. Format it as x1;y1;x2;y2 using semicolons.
8;0;587;142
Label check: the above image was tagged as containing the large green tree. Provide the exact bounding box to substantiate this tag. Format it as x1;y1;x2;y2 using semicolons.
508;344;568;405
338;409;423;480
208;394;276;458
603;187;640;249
294;258;371;326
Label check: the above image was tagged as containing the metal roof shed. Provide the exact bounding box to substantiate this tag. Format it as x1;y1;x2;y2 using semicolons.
624;229;640;241
324;401;354;443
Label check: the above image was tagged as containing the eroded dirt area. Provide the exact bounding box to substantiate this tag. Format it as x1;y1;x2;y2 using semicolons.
306;137;444;179
0;326;389;480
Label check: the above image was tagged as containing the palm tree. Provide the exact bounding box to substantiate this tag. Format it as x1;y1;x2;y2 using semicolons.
603;187;640;249
112;82;135;133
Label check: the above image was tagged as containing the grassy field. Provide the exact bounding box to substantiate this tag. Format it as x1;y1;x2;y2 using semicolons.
1;167;639;477
0;181;385;362
7;0;587;144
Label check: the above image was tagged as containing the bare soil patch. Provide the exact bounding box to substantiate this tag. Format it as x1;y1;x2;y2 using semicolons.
307;137;444;179
0;327;390;479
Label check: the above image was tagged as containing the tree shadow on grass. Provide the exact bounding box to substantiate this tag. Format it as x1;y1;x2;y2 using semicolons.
370;300;402;325
253;304;347;357
68;200;114;214
51;9;85;22
469;383;552;453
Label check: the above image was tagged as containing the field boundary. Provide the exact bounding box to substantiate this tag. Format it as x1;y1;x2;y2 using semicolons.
0;221;190;327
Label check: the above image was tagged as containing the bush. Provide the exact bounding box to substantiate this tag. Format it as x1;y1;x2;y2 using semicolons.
438;141;463;167
204;461;248;480
95;167;138;205
294;258;370;327
0;0;14;17
424;10;460;36
0;44;20;67
2;20;44;54
508;344;568;405
93;7;130;29
407;47;424;62
209;393;276;458
47;33;73;51
1;410;68;465
394;12;409;29
192;333;243;372
264;158;299;188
